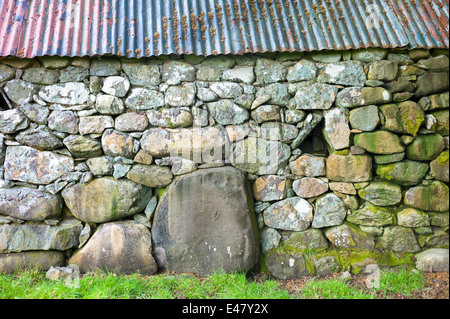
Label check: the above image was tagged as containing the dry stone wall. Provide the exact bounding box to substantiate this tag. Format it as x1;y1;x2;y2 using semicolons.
0;48;448;277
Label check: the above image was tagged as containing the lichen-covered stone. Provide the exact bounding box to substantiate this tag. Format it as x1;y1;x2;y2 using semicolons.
312;193;347;228
323;107;351;150
78;116;114;135
379;101;425;136
146;108;193;128
255;58;286;83
325;223;375;250
290;154;326;177
0;109;29;134
4;146;74;184
397;207;430;228
282;228;329;251
62;177;151;223
347;202;395;227
22;68;60;85
367;60;398;82
4;79;36;105
0;188;62;221
430;151;449;183
292;177;328;198
89;57;121;76
264;253;309;279
63;135;102;158
95;94;125;115
415;248;449;272
260;228;281;254
293;83;338;110
124;88;164;110
317;61;366;86
250;104;281;123
122;62;161;86
349;105;379;131
207;99;249;125
18;103;49;125
15;125;63;150
378;226;421;253
415;72;449;97
101;76;130;97
255;83;290;106
209;82;243;99
264;197;314;232
252;175;286;201
114;112;149;132
161;60;196;85
286;60;317;82
101;129;139;159
165;83;196;107
336;87;391;108
0;64;15;82
222;66;255;84
38;82;89;105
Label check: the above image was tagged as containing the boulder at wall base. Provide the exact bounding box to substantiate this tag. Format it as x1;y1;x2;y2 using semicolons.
0;251;65;274
415;248;449;272
151;167;260;276
69;221;158;275
264;253;309;279
62;177;152;223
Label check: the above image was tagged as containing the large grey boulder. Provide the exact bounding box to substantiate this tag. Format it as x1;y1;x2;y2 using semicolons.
152;167;259;276
69;221;158;275
415;248;449;272
0;251;65;274
62;177;152;223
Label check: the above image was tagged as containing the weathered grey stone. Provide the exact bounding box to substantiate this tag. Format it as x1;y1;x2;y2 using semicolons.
15;125;63;150
349;105;379;131
4;79;36;105
90;57;121;76
146;108;193;128
161;60;196;85
168;157;198;175
373;153;405;164
378;226;421;253
122;62;161;86
367;60;398;82
38;82;89;105
196;88;218;102
357;182;402;206
404;181;449;212
292;177;328;198
418;229;449;248
326;153;372;182
283;228;328;251
152;167;259;276
0;188;61;221
258;122;298;142
78;116;114;135
312;193;347;228
22;68;59;85
63;135;102;158
201;55;236;69
336;87;391;108
285;110;306;124
260;227;281;254
126;164;173;188
62;177;151;223
165;83;196;107
0;251;65;274
329;182;356;195
290;154;326;177
375;160;429;186
415;248;449;272
196;66;221;81
323;107;351;150
207;99;249;125
59;66;89;83
264;197;313;231
222;66;255;84
0;219;83;253
38;56;72;69
256;83;290;106
293;83;338;110
353;131;405;154
397;207;430;228
406;134;444;161
351;48;387;62
347;202;395;227
101;76;130;97
124;88;164;110
0;109;29;134
415;72;449;97
252;175;286;201
430;110;449;136
4;146;74;184
250;105;280;123
48;110;79;134
255;58;286;83
86;156;114;176
45;265;80;281
209;82;243;99
325;223;375;250
101;129;139;159
0;64;15;82
265;253;309;279
230;137;291;175
286;60;317;82
95;94;124;115
114;112;148;132
18;103;49;125
314;256;341;277
318;61;366;86
69;221;157;275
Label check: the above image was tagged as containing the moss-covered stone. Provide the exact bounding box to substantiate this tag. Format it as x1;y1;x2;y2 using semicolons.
417;229;449;248
375;160;429;186
406;134;445;161
396;207;430;228
404;181;449;212
353;131;405;154
379;101;425;136
357;181;402;206
378;226;421;253
347;202;395;227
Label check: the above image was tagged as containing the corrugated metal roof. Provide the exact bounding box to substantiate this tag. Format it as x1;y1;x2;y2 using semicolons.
0;0;448;59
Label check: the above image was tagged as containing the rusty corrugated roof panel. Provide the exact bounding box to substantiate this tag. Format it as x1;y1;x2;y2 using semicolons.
0;0;448;58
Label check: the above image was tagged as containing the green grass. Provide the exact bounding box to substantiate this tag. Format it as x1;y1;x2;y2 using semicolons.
0;268;426;299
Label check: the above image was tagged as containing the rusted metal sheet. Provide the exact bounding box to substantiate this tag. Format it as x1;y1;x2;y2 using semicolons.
0;0;448;58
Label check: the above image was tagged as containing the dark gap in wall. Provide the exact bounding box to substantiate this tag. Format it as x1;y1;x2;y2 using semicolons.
298;119;328;157
0;88;12;110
